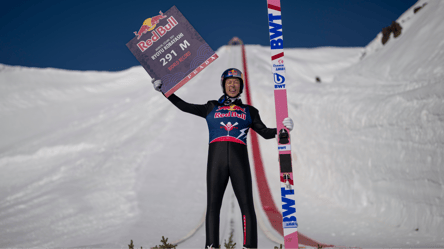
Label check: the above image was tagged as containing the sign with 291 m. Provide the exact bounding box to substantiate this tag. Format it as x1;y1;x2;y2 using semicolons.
126;5;218;97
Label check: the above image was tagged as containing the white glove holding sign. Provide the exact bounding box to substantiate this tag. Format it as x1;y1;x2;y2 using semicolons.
151;78;162;92
283;117;294;131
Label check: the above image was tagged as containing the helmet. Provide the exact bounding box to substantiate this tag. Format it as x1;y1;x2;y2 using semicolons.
220;68;244;95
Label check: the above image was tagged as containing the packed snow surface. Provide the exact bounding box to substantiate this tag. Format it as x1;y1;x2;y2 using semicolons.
0;0;443;248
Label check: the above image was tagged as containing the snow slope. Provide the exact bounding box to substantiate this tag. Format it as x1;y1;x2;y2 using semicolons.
1;0;443;247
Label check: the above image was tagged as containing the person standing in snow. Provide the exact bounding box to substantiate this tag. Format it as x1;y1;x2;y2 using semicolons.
152;68;294;249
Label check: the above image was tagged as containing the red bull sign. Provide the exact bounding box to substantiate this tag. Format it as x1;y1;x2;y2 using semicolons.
127;6;218;97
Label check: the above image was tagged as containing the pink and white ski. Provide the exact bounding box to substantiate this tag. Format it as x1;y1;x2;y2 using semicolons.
266;0;299;248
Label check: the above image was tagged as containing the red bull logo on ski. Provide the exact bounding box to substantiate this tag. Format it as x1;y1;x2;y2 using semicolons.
135;14;179;52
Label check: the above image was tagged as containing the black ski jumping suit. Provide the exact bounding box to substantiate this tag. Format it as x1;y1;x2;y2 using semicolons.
168;93;276;248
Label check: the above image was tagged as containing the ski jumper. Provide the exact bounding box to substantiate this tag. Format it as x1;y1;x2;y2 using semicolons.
167;93;276;248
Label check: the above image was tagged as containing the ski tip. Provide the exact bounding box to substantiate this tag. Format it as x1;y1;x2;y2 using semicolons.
268;0;281;8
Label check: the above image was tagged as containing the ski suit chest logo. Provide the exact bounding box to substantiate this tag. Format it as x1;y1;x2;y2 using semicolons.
206;104;252;145
214;105;247;120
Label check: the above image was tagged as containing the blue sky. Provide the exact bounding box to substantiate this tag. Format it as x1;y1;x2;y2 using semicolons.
0;0;417;71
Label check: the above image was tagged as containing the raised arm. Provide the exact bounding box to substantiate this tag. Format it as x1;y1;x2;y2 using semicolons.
152;79;213;118
167;93;213;118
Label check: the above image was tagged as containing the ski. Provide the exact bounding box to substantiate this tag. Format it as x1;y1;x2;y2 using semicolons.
266;0;299;248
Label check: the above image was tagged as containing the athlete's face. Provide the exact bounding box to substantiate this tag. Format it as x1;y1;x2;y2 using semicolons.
225;78;241;98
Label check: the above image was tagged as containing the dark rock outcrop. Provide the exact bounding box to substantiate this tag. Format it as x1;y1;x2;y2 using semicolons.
381;21;403;45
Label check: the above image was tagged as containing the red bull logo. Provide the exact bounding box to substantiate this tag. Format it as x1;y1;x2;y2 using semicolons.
214;111;246;120
134;11;168;40
227;69;241;77
215;104;246;113
136;16;179;52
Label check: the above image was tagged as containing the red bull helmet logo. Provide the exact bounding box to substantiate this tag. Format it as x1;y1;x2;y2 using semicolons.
227;69;241;77
134;11;167;40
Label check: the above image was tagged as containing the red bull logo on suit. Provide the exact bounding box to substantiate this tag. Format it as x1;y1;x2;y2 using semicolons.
214;111;246;120
214;105;246;120
215;105;246;113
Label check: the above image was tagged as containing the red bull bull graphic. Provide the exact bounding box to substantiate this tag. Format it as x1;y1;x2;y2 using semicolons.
134;11;168;40
127;6;218;98
215;104;246;113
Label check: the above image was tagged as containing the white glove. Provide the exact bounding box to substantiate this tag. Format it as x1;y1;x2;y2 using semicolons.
283;117;294;131
151;78;162;92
